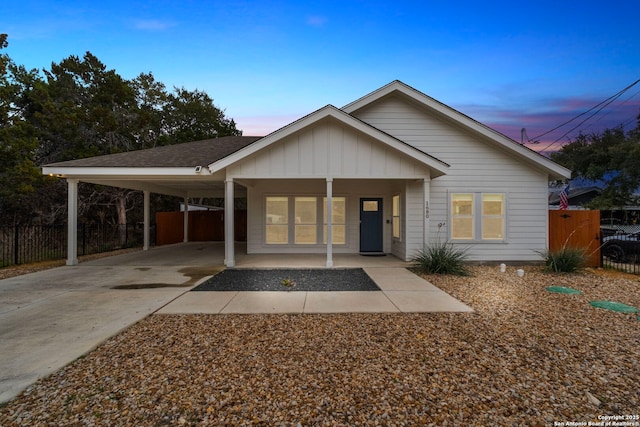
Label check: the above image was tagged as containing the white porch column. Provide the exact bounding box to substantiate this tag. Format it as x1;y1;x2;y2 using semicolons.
224;179;235;267
143;190;150;251
66;179;79;266
423;178;431;247
326;178;333;268
183;196;189;242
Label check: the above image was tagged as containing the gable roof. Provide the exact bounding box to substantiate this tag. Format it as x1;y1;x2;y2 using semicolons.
209;104;450;178
342;80;571;180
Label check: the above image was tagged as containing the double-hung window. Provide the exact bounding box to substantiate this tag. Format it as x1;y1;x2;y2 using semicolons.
265;197;289;244
323;197;346;244
451;193;505;241
266;196;346;245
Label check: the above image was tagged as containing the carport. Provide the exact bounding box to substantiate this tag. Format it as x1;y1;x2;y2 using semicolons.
42;136;261;268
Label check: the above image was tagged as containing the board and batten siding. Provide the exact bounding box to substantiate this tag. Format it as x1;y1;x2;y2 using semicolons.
226;119;430;180
354;95;550;261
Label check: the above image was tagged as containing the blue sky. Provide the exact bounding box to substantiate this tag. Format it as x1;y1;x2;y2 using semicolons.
2;0;639;151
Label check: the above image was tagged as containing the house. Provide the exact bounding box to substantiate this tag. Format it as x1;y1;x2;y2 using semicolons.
42;80;571;267
549;186;602;209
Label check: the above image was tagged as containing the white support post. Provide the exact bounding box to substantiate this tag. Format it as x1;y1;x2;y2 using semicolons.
224;179;235;267
326;178;334;268
183;196;189;242
423;177;431;247
143;190;150;251
66;179;79;266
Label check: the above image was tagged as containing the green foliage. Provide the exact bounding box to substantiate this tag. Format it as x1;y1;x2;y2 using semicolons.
411;240;471;276
537;247;587;273
0;34;242;226
551;121;640;208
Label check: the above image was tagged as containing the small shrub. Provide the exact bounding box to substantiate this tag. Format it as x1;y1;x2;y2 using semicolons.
537;247;586;273
411;241;470;276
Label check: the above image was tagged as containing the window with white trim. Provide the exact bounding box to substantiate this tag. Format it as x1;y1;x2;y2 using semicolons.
481;194;505;240
323;197;346;244
266;196;347;245
266;197;289;244
295;197;317;244
392;194;401;240
451;193;505;241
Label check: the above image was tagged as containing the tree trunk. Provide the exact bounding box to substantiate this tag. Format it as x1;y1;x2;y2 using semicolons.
116;195;127;246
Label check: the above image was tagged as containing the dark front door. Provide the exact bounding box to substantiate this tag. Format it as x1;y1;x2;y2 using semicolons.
360;198;383;253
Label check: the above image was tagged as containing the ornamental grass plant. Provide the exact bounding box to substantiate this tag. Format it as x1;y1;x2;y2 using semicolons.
411;240;471;276
537;247;587;273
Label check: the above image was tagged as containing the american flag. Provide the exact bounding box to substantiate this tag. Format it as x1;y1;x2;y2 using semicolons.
559;184;570;210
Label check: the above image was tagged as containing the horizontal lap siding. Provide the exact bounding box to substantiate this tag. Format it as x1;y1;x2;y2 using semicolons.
404;180;425;260
356;96;549;261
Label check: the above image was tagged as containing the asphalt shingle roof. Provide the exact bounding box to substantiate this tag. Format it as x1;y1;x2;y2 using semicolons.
44;136;262;168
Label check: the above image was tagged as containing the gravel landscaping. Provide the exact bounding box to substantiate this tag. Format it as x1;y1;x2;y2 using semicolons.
1;266;639;426
192;269;380;292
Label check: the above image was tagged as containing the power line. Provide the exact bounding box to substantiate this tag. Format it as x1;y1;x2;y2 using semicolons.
523;78;640;150
538;85;635;152
578;87;640;135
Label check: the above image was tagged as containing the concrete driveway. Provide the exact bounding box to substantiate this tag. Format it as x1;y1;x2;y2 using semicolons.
0;242;222;403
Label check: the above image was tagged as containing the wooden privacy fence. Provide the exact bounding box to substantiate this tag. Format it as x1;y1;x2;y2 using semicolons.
549;210;601;267
155;210;247;246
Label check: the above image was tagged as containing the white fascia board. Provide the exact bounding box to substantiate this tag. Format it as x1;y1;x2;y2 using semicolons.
42;167;203;177
342;81;571;180
209;105;449;177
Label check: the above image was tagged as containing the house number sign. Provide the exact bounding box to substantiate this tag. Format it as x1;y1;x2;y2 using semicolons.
425;201;430;219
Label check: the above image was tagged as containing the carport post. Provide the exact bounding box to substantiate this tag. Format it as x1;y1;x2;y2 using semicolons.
326;178;333;267
224;178;235;267
66;179;79;266
183;196;189;242
143;190;150;250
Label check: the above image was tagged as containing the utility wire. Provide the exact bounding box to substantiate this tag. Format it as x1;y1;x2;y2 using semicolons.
575;87;640;135
525;79;640;149
538;85;635;152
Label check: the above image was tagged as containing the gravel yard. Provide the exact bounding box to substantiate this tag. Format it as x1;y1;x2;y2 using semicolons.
1;266;639;426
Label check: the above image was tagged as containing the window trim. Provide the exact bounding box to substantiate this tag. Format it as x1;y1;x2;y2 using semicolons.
392;194;401;241
450;192;506;243
265;195;347;246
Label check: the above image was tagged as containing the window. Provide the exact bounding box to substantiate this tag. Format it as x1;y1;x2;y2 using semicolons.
266;197;289;244
323;197;346;244
362;201;379;211
266;196;347;245
295;197;317;244
451;193;505;241
451;193;474;240
392;194;401;239
482;194;505;240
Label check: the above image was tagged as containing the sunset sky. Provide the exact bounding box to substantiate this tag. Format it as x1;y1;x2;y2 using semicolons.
2;0;639;151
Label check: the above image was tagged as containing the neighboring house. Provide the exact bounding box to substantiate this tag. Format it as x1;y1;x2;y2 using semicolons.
42;80;571;267
548;186;602;209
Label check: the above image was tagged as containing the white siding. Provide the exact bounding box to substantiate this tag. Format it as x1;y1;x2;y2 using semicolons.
354;95;549;262
226;119;430;179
